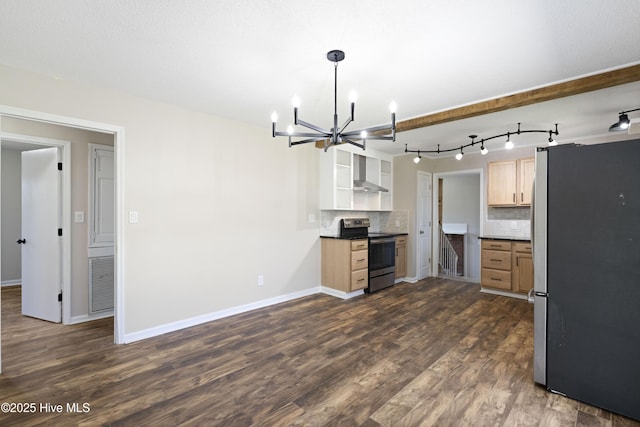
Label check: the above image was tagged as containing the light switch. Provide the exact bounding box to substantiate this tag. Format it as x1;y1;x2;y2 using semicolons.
74;211;84;223
129;211;139;224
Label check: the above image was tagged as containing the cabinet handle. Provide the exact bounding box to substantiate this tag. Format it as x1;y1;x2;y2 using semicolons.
490;258;502;262
357;258;365;262
521;192;524;202
513;193;516;203
357;278;365;282
491;278;502;281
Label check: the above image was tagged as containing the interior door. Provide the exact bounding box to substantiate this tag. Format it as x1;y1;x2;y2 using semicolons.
21;147;62;323
417;172;432;279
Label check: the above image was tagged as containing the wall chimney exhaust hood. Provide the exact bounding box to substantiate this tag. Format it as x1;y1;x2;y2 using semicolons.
353;154;389;193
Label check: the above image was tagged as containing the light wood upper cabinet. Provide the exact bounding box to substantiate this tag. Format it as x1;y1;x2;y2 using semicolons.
518;157;535;206
487;157;534;206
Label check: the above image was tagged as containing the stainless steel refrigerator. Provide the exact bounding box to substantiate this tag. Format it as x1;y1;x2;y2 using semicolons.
531;140;640;421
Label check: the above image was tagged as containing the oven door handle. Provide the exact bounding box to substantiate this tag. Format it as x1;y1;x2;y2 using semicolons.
370;238;396;244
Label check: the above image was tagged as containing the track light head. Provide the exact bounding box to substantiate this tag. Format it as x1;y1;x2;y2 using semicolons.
609;113;630;132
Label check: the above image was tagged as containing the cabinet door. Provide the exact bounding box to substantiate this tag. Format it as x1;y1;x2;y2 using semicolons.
518;158;535;206
395;240;407;278
487;161;517;206
514;253;533;293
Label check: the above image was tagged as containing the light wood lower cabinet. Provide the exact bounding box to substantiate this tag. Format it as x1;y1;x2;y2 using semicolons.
395;236;407;279
321;238;369;292
512;241;533;293
481;239;532;295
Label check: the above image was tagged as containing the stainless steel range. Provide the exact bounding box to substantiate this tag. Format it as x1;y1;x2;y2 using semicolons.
340;218;396;293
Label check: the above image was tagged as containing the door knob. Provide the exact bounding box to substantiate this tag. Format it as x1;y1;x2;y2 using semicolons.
16;238;26;244
419;230;425;234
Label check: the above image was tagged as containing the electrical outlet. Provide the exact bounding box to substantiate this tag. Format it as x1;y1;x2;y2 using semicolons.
258;275;264;287
510;221;517;230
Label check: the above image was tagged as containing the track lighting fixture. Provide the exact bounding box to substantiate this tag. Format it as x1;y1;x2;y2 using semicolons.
271;50;397;151
609;108;640;132
404;123;559;160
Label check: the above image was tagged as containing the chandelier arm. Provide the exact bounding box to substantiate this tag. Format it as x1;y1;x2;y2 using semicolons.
275;131;330;138
339;116;354;134
289;137;331;146
295;118;330;135
341;137;365;150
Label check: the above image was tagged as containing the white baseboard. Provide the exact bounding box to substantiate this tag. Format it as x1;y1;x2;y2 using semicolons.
1;280;21;287
320;286;365;300
123;286;323;343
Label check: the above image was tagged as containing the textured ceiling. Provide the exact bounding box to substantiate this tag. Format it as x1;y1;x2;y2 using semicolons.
1;0;640;156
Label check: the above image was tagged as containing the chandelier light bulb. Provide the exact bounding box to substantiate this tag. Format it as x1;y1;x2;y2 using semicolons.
360;130;368;139
455;151;463;160
389;101;397;114
287;125;294;135
349;90;358;103
481;145;488;155
292;96;301;108
271;112;278;123
548;138;558;146
413;155;421;164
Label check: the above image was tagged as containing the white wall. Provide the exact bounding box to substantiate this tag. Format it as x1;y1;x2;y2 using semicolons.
0;64;321;339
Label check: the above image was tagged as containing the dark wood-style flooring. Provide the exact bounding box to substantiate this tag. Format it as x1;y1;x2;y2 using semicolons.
1;279;638;426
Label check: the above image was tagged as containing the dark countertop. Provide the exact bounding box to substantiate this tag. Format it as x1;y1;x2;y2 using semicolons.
320;232;408;240
479;235;531;242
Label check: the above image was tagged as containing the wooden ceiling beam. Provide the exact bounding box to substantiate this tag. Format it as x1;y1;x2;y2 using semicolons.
396;64;640;133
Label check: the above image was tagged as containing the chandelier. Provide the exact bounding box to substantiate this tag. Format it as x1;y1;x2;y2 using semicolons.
271;50;397;151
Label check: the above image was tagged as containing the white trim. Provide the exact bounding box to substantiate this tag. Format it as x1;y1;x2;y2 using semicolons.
416;171;432;280
396;277;418;284
124;286;322;343
1;131;72;325
0;104;125;345
1;280;21;287
320;286;364;300
480;287;527;300
69;310;113;324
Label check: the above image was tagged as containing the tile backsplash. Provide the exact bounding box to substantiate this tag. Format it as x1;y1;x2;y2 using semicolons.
320;210;409;235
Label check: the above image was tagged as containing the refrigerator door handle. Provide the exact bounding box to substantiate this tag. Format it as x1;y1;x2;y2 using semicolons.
527;288;535;304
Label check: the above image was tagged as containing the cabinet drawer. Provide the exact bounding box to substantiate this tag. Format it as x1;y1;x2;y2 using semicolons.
351;269;368;291
351;240;368;251
481;240;511;251
481;268;512;290
514;241;532;253
482;250;511;270
395;236;407;245
351;250;368;270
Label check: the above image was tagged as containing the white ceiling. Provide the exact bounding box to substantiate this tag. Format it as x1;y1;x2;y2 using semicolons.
1;0;640;156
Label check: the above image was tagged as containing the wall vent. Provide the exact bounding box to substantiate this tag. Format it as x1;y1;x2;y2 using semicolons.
89;256;114;313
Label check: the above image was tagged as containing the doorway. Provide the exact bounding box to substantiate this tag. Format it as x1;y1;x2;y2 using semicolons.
432;169;483;283
1;134;71;322
0;108;125;373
